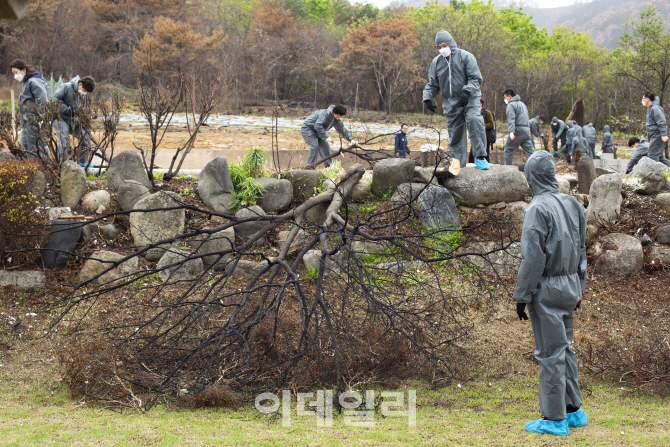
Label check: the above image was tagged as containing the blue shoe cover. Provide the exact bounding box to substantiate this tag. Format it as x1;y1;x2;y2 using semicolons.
474;158;490;170
566;409;587;427
524;418;569;436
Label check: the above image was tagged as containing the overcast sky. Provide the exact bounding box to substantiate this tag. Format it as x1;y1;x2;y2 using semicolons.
370;0;583;9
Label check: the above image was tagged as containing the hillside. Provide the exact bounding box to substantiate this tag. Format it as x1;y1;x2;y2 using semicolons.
525;0;670;49
400;0;670;49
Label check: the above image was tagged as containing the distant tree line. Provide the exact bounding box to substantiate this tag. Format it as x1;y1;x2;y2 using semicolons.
0;0;668;129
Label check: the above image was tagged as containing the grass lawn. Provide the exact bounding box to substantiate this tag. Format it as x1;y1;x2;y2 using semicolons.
1;369;668;446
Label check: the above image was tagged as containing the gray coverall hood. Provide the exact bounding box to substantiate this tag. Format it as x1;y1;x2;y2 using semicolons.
524;151;559;196
552;117;558;124
603;125;610;133
435;30;457;50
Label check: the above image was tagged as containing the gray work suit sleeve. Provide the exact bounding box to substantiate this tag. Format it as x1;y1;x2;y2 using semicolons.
333;119;353;142
650;106;668;137
53;83;73;119
30;79;49;108
422;60;440;102
462;53;483;96
556;121;566;138
506;104;516;134
513;206;548;304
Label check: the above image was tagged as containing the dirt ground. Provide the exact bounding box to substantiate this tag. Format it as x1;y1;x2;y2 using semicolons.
106;116;636;172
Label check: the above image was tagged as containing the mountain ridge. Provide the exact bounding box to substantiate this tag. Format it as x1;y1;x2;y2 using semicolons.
399;0;670;49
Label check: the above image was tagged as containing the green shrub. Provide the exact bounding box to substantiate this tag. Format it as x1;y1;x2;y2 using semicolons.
241;146;268;178
381;185;397;201
231;177;265;210
0;159;47;266
321;160;343;179
306;266;319;281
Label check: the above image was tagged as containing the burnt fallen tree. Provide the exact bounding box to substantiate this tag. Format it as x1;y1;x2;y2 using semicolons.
15;155;523;410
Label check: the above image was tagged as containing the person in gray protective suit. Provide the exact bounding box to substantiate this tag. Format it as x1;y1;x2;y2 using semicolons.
301;104;357;168
582;123;596;158
52;75;96;163
515;151;588;436
564;121;576;165
551;117;567;154
601;125;613;154
422;30;489;170
528;114;545;150
626;136;670;174
642;92;669;162
10;59;49;158
503;89;534;165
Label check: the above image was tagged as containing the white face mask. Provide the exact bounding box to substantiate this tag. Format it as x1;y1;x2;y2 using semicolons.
438;47;451;58
14;73;24;82
504;98;509;105
79;90;87;96
642;100;646;106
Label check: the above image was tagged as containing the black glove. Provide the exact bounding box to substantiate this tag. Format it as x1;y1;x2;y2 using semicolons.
423;99;436;113
458;91;470;108
516;302;529;321
575;300;581;311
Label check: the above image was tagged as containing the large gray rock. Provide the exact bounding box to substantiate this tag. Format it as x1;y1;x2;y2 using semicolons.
576;155;597;195
564;175;578;191
586;173;622;223
657;226;670;245
100;224;119;241
196;226;235;270
466;242;521;277
129;191;185;262
657;193;670;213
118;180;151;211
60;160;87;208
303;250;341;276
507;201;528;235
635;173;666;195
372;158;415;197
48;206;72;222
0;149;16;162
234;206;267;240
157;248;204;283
649;246;670;264
349;178;372;202
596;166;617;177
442;164;530;206
29;171;46;199
351;240;386;257
81;190;111;213
390;182;428;204
590;233;643;277
417;186;460;229
631;156;670;178
556;176;570;194
78;251;139;285
41;219;83;268
256;177;293;213
413;166;444;185
276;228;313;253
585;224;599;244
106;151;151;192
224;258;279;282
282;170;325;201
198;156;235;213
0;271;46;292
